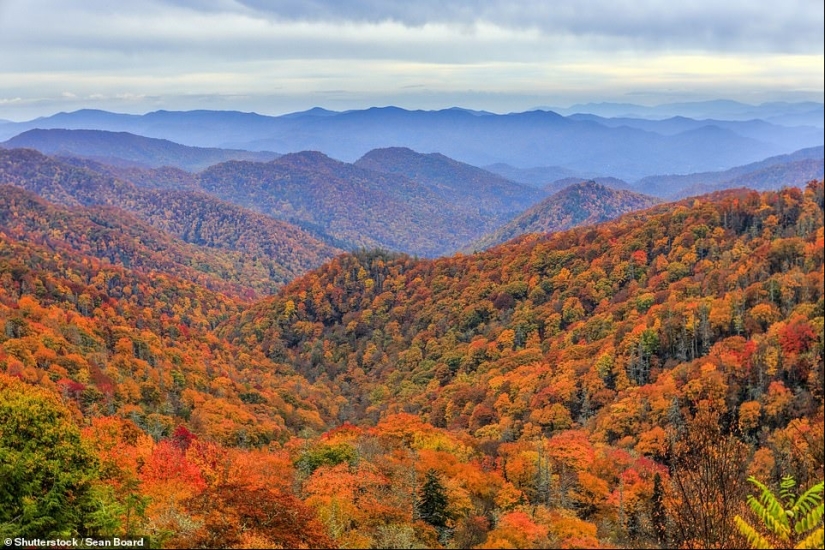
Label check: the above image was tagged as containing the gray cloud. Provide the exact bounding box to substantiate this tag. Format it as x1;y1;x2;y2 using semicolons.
3;1;822;62
221;0;824;53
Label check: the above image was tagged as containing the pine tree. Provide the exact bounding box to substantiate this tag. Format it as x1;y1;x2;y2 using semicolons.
417;469;451;539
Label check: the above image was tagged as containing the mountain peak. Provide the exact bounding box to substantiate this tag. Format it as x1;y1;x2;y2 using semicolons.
279;107;340;119
471;180;658;250
274;150;340;167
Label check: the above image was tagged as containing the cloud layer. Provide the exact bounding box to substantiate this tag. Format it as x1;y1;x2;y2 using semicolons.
0;0;822;119
231;0;824;53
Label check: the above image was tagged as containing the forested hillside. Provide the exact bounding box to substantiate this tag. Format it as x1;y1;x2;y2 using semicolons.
0;186;278;298
355;147;544;215
197;151;521;256
470;181;659;250
1;178;822;548
2;145;548;260
0;148;341;293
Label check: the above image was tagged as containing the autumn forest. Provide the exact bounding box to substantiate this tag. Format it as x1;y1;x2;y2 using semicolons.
0;125;823;548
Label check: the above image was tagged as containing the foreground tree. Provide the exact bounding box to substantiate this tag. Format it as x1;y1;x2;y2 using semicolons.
734;475;824;549
0;374;104;536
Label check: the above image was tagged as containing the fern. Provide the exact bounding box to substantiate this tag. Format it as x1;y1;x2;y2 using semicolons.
794;503;823;535
794;527;823;549
746;476;791;539
780;476;797;507
736;515;774;549
791;481;824;522
738;476;825;549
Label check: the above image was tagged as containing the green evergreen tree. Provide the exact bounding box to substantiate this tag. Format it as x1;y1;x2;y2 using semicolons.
0;374;103;537
417;469;451;539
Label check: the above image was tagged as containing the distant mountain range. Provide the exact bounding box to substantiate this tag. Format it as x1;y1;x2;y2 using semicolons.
635;146;825;198
469;181;659;250
545;99;824;127
674;158;824;198
566;113;823;154
488;145;824;198
1;128;279;171
1;103;821;180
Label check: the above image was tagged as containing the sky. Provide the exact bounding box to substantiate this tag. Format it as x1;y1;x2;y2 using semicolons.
0;0;823;120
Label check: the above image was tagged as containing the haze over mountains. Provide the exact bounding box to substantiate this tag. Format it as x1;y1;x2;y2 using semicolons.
545;99;825;126
0;100;821;265
3;128;280;171
635;146;825;198
1;100;821;181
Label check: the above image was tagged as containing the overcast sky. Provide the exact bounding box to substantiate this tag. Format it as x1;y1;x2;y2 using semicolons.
0;0;822;120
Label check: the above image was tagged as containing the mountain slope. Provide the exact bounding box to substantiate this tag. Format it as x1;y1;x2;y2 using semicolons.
482;163;582;187
675;158;824;198
469;181;659;250
0;148;340;293
544;176;632;194
635;145;824;197
197;151;514;256
354;147;545;215
0;204;333;446
1;146;544;259
0;186;266;298
57;158;201;190
2;128;279;171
